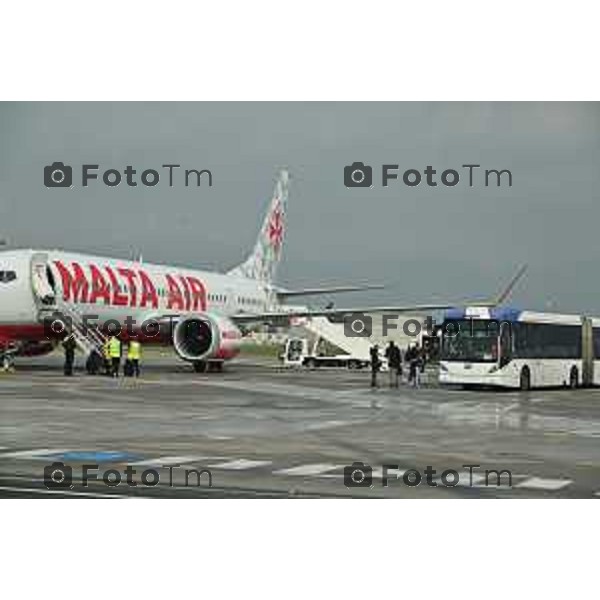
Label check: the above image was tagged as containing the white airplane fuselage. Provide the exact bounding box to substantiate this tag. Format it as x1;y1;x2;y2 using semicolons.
0;171;298;366
0;248;271;360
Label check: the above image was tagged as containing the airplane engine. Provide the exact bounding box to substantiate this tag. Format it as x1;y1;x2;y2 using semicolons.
172;313;242;362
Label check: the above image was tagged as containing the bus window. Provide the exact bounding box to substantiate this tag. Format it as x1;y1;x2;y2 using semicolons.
594;329;600;359
441;319;502;363
514;323;581;359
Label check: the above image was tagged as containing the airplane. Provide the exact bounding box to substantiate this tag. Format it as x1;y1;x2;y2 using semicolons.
0;170;525;372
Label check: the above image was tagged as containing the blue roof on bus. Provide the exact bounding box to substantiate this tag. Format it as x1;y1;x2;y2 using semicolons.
444;307;523;321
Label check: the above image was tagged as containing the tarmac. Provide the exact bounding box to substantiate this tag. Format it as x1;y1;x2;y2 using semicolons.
1;353;600;498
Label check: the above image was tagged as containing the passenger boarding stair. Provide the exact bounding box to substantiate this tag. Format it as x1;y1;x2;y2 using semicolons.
298;316;376;361
38;301;108;360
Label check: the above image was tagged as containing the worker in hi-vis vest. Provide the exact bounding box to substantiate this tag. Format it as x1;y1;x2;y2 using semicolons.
128;339;141;378
108;336;121;378
103;338;111;376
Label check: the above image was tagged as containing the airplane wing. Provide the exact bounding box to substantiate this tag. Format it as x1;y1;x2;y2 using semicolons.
232;264;528;325
493;264;528;305
275;283;384;298
152;303;460;328
230;302;463;325
150;265;527;327
148;302;455;328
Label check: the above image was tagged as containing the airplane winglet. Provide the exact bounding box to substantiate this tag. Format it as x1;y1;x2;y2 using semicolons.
493;264;528;306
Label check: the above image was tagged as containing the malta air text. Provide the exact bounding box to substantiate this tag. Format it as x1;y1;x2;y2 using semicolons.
54;261;207;312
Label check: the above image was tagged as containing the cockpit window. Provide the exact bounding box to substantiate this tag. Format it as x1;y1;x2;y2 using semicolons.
0;270;17;283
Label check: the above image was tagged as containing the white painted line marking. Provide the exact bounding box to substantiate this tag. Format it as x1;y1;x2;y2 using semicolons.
0;448;70;460
38;405;125;413
306;420;352;431
0;486;129;498
516;477;573;491
371;468;407;479
471;483;514;491
209;459;272;470
456;473;487;486
470;473;533;489
274;463;342;476
323;467;408;480
131;455;224;467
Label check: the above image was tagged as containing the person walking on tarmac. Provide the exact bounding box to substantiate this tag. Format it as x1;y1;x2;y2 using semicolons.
369;344;381;389
406;343;417;386
62;334;77;376
108;335;122;378
127;339;141;378
385;341;401;388
410;343;423;388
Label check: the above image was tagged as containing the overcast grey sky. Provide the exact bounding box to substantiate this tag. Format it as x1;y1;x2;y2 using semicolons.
0;102;599;312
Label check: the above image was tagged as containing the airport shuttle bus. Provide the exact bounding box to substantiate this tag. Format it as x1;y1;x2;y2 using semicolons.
439;307;600;390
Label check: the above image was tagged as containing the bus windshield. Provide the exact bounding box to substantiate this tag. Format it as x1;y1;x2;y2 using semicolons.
441;319;500;363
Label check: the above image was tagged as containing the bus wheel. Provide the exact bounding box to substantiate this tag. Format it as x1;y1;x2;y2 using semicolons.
193;361;207;373
348;360;359;370
306;358;317;369
519;367;531;391
569;366;579;389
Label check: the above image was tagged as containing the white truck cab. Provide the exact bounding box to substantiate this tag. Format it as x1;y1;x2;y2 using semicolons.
281;337;388;370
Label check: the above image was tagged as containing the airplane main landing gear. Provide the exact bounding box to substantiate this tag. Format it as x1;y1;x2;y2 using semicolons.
192;360;223;373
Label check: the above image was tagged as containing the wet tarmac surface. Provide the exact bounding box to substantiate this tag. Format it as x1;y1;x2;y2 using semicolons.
1;355;599;497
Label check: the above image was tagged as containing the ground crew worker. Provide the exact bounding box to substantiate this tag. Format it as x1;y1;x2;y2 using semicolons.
108;335;121;377
62;335;77;376
128;339;141;378
385;341;401;388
